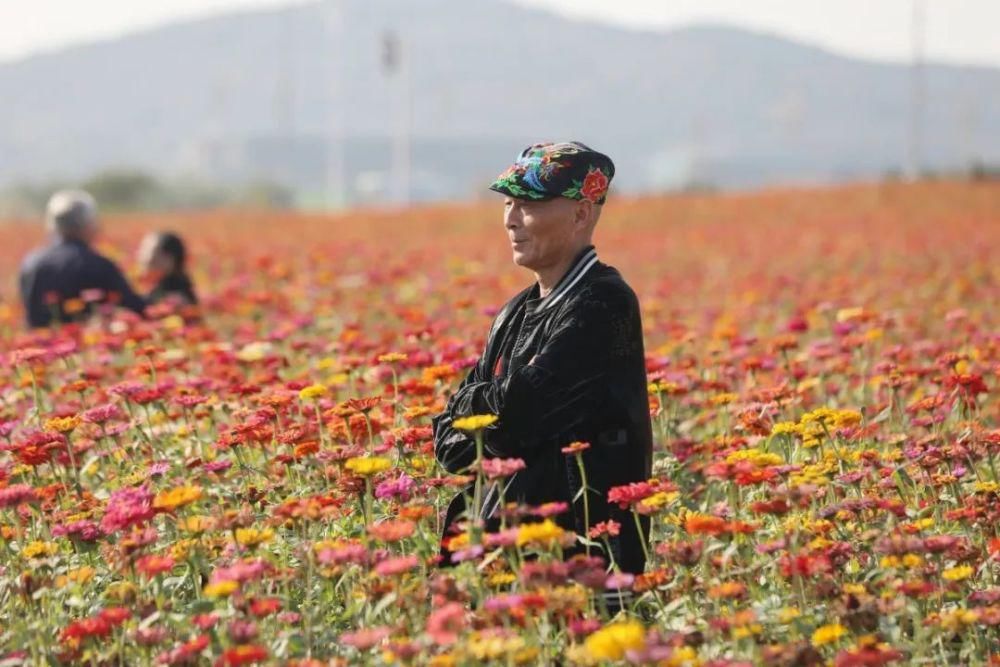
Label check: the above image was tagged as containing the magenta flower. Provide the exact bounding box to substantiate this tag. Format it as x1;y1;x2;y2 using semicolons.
374;473;415;501
100;485;154;534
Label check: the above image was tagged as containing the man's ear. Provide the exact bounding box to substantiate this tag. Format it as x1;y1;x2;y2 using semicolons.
574;199;594;230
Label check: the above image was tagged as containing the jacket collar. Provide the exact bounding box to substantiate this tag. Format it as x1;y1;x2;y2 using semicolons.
532;245;598;312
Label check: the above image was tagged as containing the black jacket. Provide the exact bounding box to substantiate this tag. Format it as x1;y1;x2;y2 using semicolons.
18;238;146;328
433;246;653;574
147;271;198;307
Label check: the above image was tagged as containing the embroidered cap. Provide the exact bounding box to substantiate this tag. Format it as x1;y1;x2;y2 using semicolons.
489;141;615;205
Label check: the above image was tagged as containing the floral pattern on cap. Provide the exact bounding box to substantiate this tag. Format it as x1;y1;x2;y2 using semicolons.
489;141;615;205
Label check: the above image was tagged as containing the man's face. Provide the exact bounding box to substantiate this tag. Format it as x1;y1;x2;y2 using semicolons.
503;196;585;271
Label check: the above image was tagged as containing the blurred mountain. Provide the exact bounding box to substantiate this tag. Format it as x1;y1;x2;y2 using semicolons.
1;0;998;203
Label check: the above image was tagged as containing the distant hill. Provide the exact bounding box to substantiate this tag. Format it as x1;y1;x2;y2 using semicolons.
1;0;998;203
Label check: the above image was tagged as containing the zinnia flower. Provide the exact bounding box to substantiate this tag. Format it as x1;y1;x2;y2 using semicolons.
100;485;155;534
451;414;498;432
584;620;646;661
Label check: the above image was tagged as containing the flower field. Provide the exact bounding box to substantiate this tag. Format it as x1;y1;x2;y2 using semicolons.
0;180;998;665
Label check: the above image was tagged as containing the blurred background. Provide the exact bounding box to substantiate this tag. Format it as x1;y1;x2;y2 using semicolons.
0;0;997;214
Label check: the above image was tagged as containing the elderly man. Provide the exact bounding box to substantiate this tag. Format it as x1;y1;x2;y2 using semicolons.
19;190;145;328
433;142;653;575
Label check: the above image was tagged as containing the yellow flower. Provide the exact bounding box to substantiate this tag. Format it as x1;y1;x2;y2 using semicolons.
170;538;199;561
511;648;541;665
811;623;847;647
938;608;979;631
403;406;432;419
378;352;408;363
880;555;902;569
105;581;137;602
973;481;999;494
235;341;273;362
836;307;864;323
584;620;646;661
427;654;457;667
666;646;700;666
637;491;679;512
298;384;327;400
204;580;239;598
44;416;82;433
178;515;213;533
452;414;498;432
487;572;517;587
725;449;783;467
163;314;185;331
777;607;801;623
801;407;835;426
345;456;392;477
153;485;203;511
56;566;96;588
327;373;349;387
710;393;738;406
942;565;974;582
770;421;801;436
515;519;566;548
831;410;862;428
234;527;274;547
444;533;470;552
467;633;527;661
22;540;59;559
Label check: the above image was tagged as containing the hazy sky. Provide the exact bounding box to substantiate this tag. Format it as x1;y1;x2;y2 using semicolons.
1;0;998;67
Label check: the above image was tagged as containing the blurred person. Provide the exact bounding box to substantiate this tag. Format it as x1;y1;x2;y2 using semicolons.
138;231;198;307
433;142;653;579
18;189;145;328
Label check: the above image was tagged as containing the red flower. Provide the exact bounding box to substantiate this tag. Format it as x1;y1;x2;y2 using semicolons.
157;635;210;666
248;597;282;617
608;481;658;509
61;617;113;644
215;645;268;666
588;520;620;539
580;167;609;203
561;441;591;455
135;554;175;578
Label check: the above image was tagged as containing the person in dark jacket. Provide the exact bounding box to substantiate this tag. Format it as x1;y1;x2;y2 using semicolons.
18;190;146;328
138;231;198;307
433;142;653;577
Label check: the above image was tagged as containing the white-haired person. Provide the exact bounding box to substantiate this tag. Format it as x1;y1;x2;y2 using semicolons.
18;189;145;328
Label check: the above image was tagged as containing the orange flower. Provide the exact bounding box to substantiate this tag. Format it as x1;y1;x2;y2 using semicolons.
684;514;728;536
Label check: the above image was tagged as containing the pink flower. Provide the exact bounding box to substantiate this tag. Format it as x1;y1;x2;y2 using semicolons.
483;528;519;548
82;404;123;424
375;555;419;576
316;544;369;567
374;473;415;501
481;457;526;479
340;627;391;650
0;484;37;508
426;602;465;646
203;459;232;474
605;573;635;590
210;559;272;585
100;485;154;534
52;520;101;542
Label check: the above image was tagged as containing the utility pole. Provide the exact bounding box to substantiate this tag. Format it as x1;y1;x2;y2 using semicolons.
275;6;296;188
382;30;412;205
326;0;346;208
907;0;926;180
